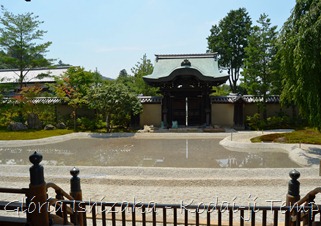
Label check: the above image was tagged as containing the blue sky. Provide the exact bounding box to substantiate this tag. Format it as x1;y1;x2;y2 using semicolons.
2;0;295;79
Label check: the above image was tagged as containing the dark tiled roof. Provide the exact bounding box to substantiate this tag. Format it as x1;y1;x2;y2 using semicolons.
211;95;280;103
2;97;61;104
2;96;162;105
138;96;162;103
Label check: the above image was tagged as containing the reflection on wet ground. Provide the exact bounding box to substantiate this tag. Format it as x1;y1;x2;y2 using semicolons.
0;137;299;168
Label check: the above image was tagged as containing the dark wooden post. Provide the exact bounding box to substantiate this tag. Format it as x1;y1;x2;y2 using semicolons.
70;167;83;226
162;93;169;127
286;169;300;226
287;169;300;205
28;152;49;226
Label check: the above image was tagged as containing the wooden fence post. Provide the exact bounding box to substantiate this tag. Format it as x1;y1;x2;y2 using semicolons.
286;169;300;226
27;151;49;226
70;167;83;226
287;169;300;205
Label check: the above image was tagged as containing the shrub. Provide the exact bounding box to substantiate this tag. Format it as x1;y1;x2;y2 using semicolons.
246;113;266;130
76;115;106;131
266;115;290;129
76;117;96;131
0;103;56;129
0;105;22;127
247;113;292;130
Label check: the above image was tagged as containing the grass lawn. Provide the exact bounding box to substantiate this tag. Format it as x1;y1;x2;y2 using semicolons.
251;128;321;144
0;129;74;140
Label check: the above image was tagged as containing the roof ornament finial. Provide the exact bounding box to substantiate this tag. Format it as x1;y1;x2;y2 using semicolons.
181;59;191;67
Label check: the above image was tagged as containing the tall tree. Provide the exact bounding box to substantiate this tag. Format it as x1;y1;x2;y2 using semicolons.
53;67;97;130
116;69;134;89
207;8;252;93
87;82;142;132
131;54;158;96
279;0;321;129
242;14;278;120
0;6;52;89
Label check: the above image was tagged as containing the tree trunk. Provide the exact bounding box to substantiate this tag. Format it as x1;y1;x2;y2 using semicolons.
106;114;110;133
262;94;267;121
73;108;77;131
228;67;239;93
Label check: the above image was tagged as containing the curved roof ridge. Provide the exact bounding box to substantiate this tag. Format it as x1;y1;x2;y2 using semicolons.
156;53;218;60
144;53;228;86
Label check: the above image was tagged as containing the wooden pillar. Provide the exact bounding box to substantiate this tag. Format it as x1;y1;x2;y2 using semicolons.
162;92;169;127
286;169;300;205
203;86;211;126
286;169;300;226
27;152;49;226
70;167;83;226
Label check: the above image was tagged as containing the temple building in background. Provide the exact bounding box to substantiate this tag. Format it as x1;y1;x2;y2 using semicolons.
143;53;228;127
139;53;295;129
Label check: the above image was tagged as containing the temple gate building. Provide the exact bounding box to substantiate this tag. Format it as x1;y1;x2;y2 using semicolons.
140;53;296;129
143;53;229;127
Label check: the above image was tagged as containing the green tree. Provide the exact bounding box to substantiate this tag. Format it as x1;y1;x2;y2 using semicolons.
242;14;278;120
87;82;142;132
211;84;231;96
207;8;252;93
53;66;97;130
131;54;159;96
278;0;321;129
0;6;52;89
118;69;128;78
116;69;134;89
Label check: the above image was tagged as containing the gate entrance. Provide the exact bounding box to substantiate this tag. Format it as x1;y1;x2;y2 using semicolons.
171;97;202;126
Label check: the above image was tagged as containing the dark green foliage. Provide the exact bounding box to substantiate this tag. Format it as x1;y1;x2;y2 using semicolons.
246;113;266;130
130;54;159;96
0;103;56;128
87;82;142;132
76;117;105;131
246;113;291;130
242;14;279;119
207;8;252;93
115;55;159;96
116;69;135;90
279;0;321;129
52;66;100;130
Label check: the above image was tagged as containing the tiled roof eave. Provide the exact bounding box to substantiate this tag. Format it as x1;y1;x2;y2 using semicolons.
2;97;62;104
211;95;280;103
138;96;162;103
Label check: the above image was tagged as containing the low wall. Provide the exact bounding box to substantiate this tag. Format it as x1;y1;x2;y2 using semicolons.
211;103;234;127
139;104;162;127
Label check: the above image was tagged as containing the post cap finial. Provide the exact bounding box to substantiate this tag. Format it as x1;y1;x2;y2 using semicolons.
29;152;43;165
289;169;300;180
70;167;80;177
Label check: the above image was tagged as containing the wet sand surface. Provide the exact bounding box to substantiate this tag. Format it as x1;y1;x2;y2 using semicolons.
1;131;321;216
0;135;299;168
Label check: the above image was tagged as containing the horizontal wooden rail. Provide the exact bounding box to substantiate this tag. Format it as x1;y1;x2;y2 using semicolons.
0;201;26;212
0;188;29;194
0;188;28;212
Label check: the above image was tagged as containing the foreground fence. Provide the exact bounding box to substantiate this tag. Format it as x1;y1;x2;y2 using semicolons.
0;152;320;226
56;200;321;226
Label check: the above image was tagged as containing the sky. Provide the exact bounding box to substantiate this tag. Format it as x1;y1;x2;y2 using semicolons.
2;0;296;79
